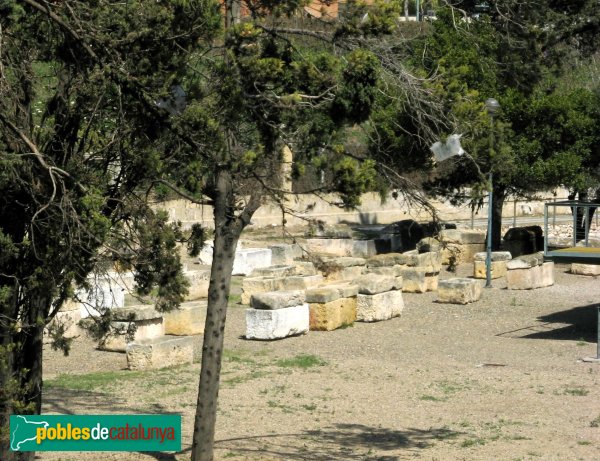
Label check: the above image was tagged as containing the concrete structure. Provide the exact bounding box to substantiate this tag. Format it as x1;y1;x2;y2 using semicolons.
439;230;486;264
437;278;482;304
320;257;366;281
183;269;210;300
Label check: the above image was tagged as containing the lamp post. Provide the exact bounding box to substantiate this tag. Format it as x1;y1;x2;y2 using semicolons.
484;98;500;288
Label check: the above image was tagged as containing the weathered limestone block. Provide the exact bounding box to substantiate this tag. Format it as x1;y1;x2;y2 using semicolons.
274;274;324;291
425;274;439;292
321;257;366;281
241;277;276;305
249;265;296;278
474;251;512;262
411;251;442;273
506;252;544;269
163;301;207;336
571;263;600;276
357;290;404;322
183;269;210;300
78;274;127;318
232;248;273;276
506;261;554;290
126;335;195;370
49;299;82;338
309;297;357;331
245;304;310;340
439;229;486;245
352;240;377;258
101;305;165;352
356;274;397;295
250;290;306;310
305;238;354;257
437;278;482;304
367;265;407;278
367;253;410;267
473;261;507;279
401;267;427;293
293;261;318;276
417;237;442;254
270;244;303;265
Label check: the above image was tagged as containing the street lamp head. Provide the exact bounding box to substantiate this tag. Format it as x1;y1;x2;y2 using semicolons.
485;98;500;115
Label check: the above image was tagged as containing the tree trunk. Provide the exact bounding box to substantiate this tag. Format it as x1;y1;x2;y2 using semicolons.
0;295;45;461
191;168;242;461
490;184;506;251
404;0;409;20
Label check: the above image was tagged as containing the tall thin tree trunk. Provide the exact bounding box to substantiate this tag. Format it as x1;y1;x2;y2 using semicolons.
404;0;409;20
191;168;242;461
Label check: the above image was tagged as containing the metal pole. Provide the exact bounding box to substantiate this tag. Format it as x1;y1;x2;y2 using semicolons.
513;199;517;227
573;205;577;247
471;208;475;229
553;196;556;229
544;203;548;256
596;306;600;359
486;172;493;288
416;0;420;21
585;205;590;247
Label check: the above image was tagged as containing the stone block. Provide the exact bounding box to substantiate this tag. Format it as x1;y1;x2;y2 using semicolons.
473;261;507;279
352;240;377;258
163;301;206;336
367;253;410;267
275;274;324;291
101;305;165;352
249;265;296;278
49;299;82;338
270;244;303;265
540;262;554;287
251;290;305;310
401;267;427;293
356;274;396;295
245;304;310;340
412;251;442;273
571;263;600;276
241;277;276;305
506;262;553;290
325;265;364;282
305;287;340;304
305;238;354;257
126;335;195;370
437;278;482;304
183;269;210;300
474;251;512;262
78;275;126;318
309;297;357;331
323;257;366;267
425;274;439;292
232;248;272;276
506;252;544;270
357;290;404;322
293;261;318;276
440;229;486;245
417;237;442;254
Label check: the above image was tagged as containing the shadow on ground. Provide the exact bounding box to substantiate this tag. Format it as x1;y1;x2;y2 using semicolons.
43;387;169;415
497;303;599;342
213;423;462;460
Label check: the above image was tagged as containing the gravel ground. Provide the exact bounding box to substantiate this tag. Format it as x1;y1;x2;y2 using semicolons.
40;262;600;461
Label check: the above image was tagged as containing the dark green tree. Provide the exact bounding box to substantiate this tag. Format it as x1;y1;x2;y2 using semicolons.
0;1;221;460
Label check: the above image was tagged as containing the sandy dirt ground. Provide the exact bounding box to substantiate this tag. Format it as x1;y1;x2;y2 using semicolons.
40;262;600;461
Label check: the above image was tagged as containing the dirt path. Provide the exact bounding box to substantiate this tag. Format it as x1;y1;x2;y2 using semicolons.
40;263;600;461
